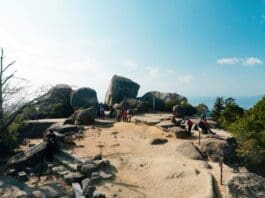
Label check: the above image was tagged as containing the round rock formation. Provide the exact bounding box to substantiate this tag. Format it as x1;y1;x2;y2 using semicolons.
70;87;98;110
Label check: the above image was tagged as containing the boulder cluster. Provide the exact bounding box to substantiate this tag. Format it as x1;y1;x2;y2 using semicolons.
32;75;189;122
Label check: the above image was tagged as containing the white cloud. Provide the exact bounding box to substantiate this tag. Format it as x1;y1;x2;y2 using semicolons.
124;60;138;69
216;57;240;65
243;57;263;66
145;66;160;78
217;57;263;66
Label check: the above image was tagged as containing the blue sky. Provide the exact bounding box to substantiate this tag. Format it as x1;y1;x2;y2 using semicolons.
0;0;264;101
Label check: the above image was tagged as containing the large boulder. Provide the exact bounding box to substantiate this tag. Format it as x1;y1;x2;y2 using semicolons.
227;173;265;198
70;87;98;110
7;143;47;170
173;103;197;118
113;98;148;113
71;107;98;125
105;75;140;106
141;91;187;111
38;84;73;118
199;138;238;165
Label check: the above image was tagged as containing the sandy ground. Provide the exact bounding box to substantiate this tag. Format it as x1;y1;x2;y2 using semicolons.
70;121;239;198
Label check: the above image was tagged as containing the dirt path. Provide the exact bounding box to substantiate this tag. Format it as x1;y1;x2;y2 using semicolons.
70;121;239;198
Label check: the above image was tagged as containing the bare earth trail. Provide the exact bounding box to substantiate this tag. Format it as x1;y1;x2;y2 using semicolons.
72;122;236;198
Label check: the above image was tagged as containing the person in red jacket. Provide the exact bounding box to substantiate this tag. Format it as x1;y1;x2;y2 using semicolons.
186;119;193;136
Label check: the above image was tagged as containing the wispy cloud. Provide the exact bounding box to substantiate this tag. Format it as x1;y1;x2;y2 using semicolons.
216;57;263;66
124;60;138;69
177;74;193;84
217;57;240;65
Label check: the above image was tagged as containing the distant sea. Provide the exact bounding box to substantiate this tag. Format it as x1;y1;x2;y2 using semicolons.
188;95;264;110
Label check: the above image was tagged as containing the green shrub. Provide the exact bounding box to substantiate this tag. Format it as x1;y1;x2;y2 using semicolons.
229;97;265;176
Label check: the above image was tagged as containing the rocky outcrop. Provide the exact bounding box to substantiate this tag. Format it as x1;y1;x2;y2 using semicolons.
141;91;187;111
70;87;98;110
227;173;265;198
200;138;238;165
105;75;140;106
70;107;98;125
38;84;74;118
7;142;47;170
113;98;148;113
170;127;190;139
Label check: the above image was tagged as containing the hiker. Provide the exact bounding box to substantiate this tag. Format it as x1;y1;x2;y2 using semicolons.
122;109;128;122
46;130;58;161
127;109;133;122
198;118;215;134
171;116;178;125
99;104;105;119
186;118;193;136
116;109;121;122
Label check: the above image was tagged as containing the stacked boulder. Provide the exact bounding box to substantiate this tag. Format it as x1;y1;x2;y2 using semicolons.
105;75;140;107
141;91;187;112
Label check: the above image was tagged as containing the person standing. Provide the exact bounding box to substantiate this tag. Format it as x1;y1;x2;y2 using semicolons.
186;119;193;136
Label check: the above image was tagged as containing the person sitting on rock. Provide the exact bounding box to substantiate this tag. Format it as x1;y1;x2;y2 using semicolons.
199;118;215;134
170;116;178;125
46;130;58;161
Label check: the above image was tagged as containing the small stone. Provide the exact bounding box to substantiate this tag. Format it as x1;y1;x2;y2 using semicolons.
6;168;16;176
99;171;113;180
64;172;85;185
93;191;106;198
17;171;28;182
81;163;98;176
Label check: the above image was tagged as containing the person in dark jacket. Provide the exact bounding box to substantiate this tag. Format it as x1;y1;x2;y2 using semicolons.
46;130;58;161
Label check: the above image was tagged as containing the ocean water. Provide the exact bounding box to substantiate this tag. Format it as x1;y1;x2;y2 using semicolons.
188;95;264;110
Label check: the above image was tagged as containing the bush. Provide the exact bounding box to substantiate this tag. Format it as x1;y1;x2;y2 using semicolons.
229;97;265;176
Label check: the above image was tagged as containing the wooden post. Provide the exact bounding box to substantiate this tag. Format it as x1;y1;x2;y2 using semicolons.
219;159;223;185
198;129;201;145
153;96;155;111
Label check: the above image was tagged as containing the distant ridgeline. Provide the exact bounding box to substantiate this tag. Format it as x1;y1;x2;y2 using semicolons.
188;95;264;110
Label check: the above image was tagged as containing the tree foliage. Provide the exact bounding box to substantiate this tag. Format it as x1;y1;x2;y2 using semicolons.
229;97;265;175
212;97;224;121
196;103;209;116
219;98;244;129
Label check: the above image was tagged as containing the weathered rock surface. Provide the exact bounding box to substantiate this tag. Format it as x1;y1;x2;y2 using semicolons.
227;173;265;198
105;75;140;106
0;175;32;198
70;87;98;109
38;84;73;118
7;143;47;170
141;91;187;111
176;142;204;160
43;123;81;140
70;107;98;125
200;138;237;165
113;98;148;113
